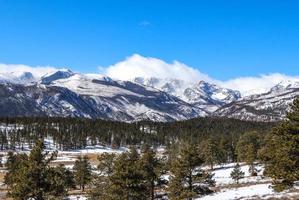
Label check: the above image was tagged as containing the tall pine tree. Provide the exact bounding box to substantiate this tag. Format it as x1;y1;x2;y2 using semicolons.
168;143;214;200
236;131;260;176
108;147;147;200
262;98;299;191
140;145;164;200
7;140;61;200
73;155;92;191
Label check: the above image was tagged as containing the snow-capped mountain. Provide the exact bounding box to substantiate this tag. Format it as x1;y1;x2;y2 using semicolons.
41;69;75;85
215;81;299;121
0;68;298;122
0;70;205;122
133;77;241;112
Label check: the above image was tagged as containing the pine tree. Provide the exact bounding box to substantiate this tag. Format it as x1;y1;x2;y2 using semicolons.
108;147;147;200
230;163;245;184
168;143;215;200
73;155;92;191
47;164;75;198
140;145;164;200
200;138;221;169
89;153;117;199
236;131;260;176
7;140;58;200
262;98;299;192
97;152;117;177
4;151;28;187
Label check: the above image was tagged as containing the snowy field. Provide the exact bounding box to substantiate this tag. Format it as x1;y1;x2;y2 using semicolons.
198;183;299;200
211;163;268;185
197;163;299;200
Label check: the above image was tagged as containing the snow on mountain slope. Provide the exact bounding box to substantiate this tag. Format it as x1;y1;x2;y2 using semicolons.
0;73;206;121
41;69;75;84
0;68;298;122
51;74;206;121
215;81;299;121
133;77;241;113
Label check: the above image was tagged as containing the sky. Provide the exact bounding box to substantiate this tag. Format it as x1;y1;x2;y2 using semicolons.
0;0;299;81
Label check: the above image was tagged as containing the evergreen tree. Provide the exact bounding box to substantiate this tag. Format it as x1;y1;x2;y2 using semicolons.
108;147;147;200
262;98;299;191
236;131;260;176
89;153;118;199
168;143;214;200
140;145;164;200
73;155;92;191
200;138;221;169
47;164;75;198
97;153;117;177
4;151;28;187
7;140;59;200
230;163;245;184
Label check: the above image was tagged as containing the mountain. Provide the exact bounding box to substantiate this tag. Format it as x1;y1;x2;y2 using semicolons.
133;77;241;113
0;68;298;122
0;72;205;122
41;69;75;84
214;81;299;121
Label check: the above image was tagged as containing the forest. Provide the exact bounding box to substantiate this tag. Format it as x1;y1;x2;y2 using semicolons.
0;98;298;200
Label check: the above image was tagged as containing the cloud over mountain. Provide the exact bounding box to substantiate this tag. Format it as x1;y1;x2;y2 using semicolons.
1;55;298;96
101;54;214;83
101;54;299;96
0;63;58;78
222;73;299;96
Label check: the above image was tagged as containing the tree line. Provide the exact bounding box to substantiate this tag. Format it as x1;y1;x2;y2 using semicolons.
0;116;274;153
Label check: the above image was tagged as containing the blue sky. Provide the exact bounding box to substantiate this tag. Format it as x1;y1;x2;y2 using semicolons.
0;0;298;80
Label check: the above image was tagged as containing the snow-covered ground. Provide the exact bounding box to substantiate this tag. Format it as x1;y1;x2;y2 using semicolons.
198;183;299;200
67;195;87;200
212;163;268;186
197;163;299;200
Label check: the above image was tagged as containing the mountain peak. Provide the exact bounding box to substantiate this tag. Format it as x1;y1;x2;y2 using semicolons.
41;69;75;85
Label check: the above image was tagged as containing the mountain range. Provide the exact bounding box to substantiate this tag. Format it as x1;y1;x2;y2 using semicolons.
0;69;298;122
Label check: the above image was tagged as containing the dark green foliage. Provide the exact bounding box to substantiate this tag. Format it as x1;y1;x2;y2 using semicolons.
47;164;76;197
97;152;117;177
4;151;28;187
236;131;261;176
90;147;164;200
140;145;165;200
168;143;215;200
89;153;117;199
262;98;299;192
230;163;245;184
73;155;92;191
200;137;222;169
0;117;274;151
108;147;147;200
5;140;73;200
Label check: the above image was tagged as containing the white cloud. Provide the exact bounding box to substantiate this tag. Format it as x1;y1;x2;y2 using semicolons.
222;73;299;96
1;55;298;97
0;63;59;78
100;54;299;96
101;54;214;83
